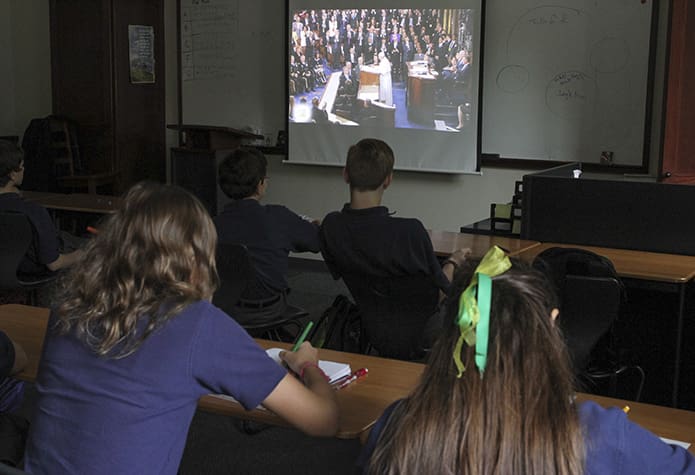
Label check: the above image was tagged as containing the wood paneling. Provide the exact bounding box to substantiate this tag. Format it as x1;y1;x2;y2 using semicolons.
661;0;695;183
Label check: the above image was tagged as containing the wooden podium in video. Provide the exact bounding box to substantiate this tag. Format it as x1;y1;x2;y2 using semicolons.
406;61;437;123
356;66;396;127
167;124;261;215
357;66;380;101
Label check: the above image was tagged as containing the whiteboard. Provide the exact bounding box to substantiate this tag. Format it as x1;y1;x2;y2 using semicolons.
180;0;286;139
481;0;654;166
178;0;655;167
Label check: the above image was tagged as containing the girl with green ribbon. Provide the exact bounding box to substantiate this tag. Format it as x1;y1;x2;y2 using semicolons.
360;247;695;475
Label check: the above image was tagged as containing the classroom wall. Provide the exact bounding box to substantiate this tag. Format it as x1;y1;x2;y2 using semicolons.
163;0;669;233
0;2;16;135
2;1;668;234
0;1;52;137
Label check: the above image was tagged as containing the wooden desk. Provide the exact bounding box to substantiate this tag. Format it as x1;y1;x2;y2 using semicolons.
428;230;539;258
517;243;695;407
200;342;423;439
3;303;693;449
21;191;122;214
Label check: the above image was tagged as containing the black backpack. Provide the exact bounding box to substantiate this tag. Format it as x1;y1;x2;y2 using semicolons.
310;295;363;353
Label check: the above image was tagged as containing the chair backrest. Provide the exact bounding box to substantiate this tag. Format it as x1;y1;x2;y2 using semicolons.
532;247;625;304
0;212;33;290
560;275;622;371
341;272;439;360
532;247;624;371
48;116;76;176
212;243;254;314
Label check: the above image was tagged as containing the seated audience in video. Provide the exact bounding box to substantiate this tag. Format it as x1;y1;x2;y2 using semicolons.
288;8;476;132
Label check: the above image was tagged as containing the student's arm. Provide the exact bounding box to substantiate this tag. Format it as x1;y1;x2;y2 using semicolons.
288;210;322;253
46;249;84;272
10;340;27;375
442;248;471;283
435;248;470;302
262;342;339;437
0;332;25;377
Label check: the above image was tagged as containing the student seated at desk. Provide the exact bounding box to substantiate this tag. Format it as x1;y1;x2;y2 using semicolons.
0;140;83;274
319;138;468;344
24;183;338;475
358;248;695;475
214;147;321;326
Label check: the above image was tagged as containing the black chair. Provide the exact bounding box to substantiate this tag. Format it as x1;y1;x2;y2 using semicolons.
560;275;622;372
341;273;440;361
0;212;57;305
533;247;645;400
212;243;306;341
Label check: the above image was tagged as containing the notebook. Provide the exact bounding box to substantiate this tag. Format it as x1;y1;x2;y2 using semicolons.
265;348;351;383
209;348;352;409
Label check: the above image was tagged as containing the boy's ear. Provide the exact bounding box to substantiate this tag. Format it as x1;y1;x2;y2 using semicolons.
342;167;350;184
382;172;393;190
551;308;559;323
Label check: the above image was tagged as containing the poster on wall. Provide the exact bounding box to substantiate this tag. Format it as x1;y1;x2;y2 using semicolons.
128;25;155;84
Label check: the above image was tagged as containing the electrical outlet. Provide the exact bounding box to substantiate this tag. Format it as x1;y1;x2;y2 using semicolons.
600;151;614;164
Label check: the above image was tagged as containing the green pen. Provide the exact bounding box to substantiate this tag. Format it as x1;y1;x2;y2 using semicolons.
291;321;314;352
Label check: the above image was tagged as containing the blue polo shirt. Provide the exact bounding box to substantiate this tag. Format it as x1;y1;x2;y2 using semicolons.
25;301;287;475
358;399;695;474
213;199;320;298
319;204;449;291
0;192;60;273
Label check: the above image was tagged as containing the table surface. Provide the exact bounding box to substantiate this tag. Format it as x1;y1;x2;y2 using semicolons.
428;229;539;258
2;303;693;449
21;190;122;214
516;242;695;283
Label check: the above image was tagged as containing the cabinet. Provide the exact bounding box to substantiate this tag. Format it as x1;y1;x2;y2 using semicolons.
49;0;166;191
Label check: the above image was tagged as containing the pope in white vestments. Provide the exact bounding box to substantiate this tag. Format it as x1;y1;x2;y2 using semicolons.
377;52;393;106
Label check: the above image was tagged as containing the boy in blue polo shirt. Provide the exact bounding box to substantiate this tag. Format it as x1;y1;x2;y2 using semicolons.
213;147;321;326
0;140;83;275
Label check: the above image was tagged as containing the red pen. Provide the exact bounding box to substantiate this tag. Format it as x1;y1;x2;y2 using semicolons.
334;368;368;390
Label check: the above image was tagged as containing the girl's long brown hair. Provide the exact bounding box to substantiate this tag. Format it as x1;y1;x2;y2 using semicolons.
54;182;218;358
368;259;584;475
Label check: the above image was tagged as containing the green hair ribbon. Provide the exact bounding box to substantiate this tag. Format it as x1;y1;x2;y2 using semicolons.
453;245;512;377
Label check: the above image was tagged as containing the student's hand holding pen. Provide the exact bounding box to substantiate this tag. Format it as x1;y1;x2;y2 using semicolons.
279;342;320;376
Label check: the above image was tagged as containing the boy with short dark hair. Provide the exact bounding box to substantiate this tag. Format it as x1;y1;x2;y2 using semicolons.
319;139;469;349
0;140;83;274
320;138;466;288
214;147;320;325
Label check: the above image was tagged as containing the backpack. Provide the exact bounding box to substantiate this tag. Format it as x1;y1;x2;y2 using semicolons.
310;295;363;353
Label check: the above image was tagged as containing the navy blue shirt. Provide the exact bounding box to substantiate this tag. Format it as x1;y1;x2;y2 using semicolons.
359;399;695;474
0;331;15;379
213;199;320;296
319;205;449;291
25;301;287;475
0;192;59;273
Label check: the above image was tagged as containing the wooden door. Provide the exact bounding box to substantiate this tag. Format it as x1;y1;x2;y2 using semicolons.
50;0;166;191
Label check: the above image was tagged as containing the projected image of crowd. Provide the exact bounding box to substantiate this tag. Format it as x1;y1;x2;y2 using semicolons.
288;8;475;131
